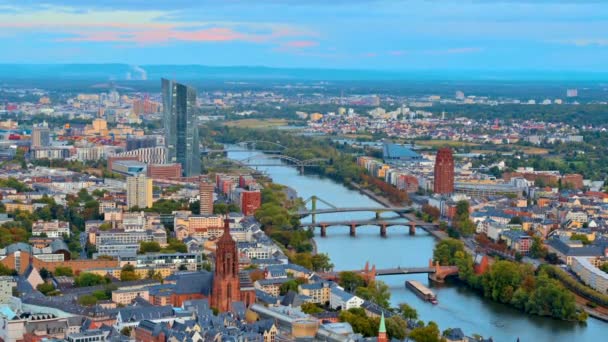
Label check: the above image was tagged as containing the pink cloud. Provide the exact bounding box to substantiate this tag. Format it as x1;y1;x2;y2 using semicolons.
0;20;313;46
58;27;278;44
362;52;378;58
281;40;318;48
389;50;407;56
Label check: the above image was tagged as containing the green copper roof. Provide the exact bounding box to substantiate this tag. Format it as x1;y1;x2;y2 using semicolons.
379;312;386;333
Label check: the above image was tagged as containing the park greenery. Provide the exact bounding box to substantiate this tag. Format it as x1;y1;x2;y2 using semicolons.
211;124;363;183
433;239;585;322
338;272;391;310
543;264;608;308
74;272;110;287
253;182;333;272
338;307;408;340
450;201;476;237
210;125;406;201
0;187;112;259
138;239;188;254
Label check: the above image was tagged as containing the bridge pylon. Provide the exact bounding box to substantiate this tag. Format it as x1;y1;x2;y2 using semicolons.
409;222;416;235
380;224;387;237
349;224;357;237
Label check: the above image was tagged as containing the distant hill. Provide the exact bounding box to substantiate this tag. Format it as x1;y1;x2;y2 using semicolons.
0;64;606;81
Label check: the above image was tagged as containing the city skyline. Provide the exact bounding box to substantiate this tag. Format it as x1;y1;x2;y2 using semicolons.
0;1;607;71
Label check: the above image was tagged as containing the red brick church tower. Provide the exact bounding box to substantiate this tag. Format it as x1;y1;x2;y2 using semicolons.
211;218;241;312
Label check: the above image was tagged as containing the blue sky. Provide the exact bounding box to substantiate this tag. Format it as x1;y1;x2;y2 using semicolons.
0;0;607;71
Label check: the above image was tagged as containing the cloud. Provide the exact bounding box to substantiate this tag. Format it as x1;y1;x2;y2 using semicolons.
58;27;259;44
557;39;608;47
425;47;484;55
280;40;318;48
389;50;407;56
0;8;313;45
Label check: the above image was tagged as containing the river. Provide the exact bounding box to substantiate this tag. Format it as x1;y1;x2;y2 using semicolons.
226;149;605;342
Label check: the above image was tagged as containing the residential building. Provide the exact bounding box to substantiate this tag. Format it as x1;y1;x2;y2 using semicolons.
330;287;364;310
571;257;608;294
31;125;50;148
298;282;330;305
127;174;153;209
199;181;214;215
112;288;150;305
31;220;70;238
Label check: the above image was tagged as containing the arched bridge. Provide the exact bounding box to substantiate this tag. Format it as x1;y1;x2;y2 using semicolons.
304;219;437;237
319;261;459;283
297;206;413;217
298;195;417;224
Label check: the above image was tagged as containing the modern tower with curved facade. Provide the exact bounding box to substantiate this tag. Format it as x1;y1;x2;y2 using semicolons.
162;78;200;177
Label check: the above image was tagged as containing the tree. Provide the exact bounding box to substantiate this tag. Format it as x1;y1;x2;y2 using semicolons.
433;239;465;265
509;216;523;225
311;253;333;272
120;327;132;337
338;271;366;292
139;241;161;254
338;308;378;337
78;294;98;306
529;236;548;259
120;264;140;282
36;282;56;295
279;278;305;295
570;233;591;245
408;321;442;342
39;268;50;280
75;272;108;287
163;239;187;253
98;222;112;231
54;266;73;277
301;302;323;314
385;316;407;340
355;280;391;309
399;303;418;320
0;263;16;276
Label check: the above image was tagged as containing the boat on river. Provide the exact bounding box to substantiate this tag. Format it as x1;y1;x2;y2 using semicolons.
406;280;438;304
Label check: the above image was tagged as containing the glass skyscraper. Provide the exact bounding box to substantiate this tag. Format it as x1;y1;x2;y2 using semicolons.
162;78;200;177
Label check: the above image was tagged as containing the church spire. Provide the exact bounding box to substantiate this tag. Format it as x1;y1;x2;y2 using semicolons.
378;312;387;342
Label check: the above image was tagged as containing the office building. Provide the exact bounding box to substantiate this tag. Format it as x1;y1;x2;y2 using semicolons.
127;174;153;209
434;148;454;194
126;136;157;151
31;125;50;148
162;78;200;177
199;181;214;215
147;163;182;180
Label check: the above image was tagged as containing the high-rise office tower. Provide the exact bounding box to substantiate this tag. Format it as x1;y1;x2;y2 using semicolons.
162;78;200;177
433;148;454;194
199;181;214;215
31;125;50;148
126;174;153;209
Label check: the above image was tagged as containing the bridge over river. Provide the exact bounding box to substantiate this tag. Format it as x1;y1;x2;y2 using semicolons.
318;261;459;283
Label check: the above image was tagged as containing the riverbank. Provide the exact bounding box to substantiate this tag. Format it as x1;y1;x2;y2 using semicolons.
227;145;607;340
